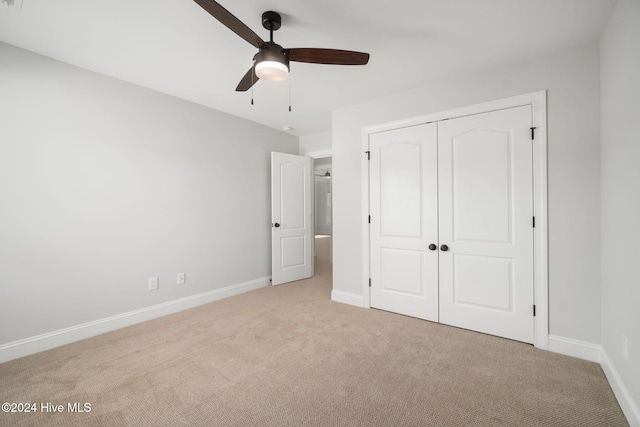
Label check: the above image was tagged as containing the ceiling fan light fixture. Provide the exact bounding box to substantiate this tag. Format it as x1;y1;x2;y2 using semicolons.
254;44;290;82
255;60;289;81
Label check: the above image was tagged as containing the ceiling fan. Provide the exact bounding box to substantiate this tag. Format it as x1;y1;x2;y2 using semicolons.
193;0;370;91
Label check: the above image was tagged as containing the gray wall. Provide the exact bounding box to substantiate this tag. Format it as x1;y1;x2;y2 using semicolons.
0;42;298;345
299;130;331;155
600;0;640;410
332;42;602;344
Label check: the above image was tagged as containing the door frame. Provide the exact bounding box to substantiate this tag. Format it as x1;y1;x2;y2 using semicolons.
360;91;549;349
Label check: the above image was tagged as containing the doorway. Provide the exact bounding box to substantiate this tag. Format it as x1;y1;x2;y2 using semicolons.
312;153;333;263
314;156;332;264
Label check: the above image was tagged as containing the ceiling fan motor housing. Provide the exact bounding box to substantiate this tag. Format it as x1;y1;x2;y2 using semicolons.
254;42;289;68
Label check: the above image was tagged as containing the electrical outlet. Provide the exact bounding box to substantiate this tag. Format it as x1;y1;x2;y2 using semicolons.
177;273;186;285
622;334;628;360
148;277;159;291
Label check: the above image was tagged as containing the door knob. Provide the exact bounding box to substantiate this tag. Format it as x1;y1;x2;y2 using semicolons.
274;223;280;228
428;244;437;251
440;244;449;251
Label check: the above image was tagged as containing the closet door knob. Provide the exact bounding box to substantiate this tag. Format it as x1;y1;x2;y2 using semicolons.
274;223;280;228
428;244;437;251
440;244;449;252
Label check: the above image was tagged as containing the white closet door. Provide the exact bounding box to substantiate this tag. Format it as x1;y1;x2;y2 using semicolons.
438;106;534;343
369;123;439;322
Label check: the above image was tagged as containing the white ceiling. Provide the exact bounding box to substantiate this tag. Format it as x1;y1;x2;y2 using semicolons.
0;0;616;136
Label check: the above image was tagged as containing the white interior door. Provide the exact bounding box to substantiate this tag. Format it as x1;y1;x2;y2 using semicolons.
438;106;534;343
369;123;439;322
271;152;313;285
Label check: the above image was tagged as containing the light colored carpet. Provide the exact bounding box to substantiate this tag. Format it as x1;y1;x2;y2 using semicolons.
0;236;628;426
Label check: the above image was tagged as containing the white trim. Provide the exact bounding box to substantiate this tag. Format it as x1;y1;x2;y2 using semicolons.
547;335;602;363
304;149;332;159
0;276;271;363
331;290;364;307
361;91;549;349
601;350;640;427
531;90;549;350
362;134;371;309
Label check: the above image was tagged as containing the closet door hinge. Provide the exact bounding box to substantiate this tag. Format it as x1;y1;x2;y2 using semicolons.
369;278;372;288
533;305;536;317
530;127;537;140
532;216;536;228
365;150;370;160
368;215;371;224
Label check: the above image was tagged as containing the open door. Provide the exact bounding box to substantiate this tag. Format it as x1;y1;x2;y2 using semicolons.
271;152;314;285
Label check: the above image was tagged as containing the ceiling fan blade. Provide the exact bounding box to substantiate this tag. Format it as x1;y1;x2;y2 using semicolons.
193;0;266;49
285;48;370;65
236;66;259;91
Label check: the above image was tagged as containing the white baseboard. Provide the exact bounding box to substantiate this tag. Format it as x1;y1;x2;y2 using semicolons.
331;290;364;307
601;350;640;427
548;335;639;426
547;334;602;363
0;276;271;364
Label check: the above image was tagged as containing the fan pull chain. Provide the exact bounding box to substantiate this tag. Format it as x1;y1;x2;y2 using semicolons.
288;73;292;112
251;65;255;105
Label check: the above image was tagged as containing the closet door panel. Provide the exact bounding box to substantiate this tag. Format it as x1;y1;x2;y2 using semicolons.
438;106;534;343
369;123;439;322
450;129;512;243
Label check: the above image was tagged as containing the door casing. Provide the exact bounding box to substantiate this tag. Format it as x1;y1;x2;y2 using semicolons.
361;91;548;349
